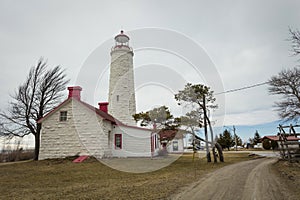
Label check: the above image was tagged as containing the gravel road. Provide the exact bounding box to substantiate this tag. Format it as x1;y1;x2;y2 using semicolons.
172;158;297;200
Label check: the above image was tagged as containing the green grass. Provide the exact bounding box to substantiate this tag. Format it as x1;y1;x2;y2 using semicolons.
0;152;252;200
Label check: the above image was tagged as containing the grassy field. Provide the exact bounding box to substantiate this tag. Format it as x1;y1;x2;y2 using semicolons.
0;152;254;200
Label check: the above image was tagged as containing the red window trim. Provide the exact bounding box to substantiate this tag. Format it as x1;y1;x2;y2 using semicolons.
114;134;122;149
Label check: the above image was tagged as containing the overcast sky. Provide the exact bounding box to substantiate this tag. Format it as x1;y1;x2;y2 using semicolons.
1;1;300;144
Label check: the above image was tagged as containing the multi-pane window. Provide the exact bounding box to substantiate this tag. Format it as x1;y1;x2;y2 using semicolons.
59;111;67;121
114;134;122;149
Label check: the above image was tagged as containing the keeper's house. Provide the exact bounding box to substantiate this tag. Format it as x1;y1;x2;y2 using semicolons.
37;86;160;160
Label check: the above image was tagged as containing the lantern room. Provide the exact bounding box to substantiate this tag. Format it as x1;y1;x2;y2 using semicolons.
114;30;130;47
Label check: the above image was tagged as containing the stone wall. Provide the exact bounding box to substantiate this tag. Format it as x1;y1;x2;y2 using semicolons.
39;99;113;160
108;48;136;126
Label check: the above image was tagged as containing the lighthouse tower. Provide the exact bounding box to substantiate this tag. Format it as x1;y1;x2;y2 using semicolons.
108;30;136;125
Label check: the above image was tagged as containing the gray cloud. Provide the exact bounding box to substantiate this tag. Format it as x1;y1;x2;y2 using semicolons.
1;0;300;128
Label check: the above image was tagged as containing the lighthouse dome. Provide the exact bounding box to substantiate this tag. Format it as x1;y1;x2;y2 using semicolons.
114;30;129;44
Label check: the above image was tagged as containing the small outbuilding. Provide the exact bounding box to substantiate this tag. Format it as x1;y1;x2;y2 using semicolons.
262;135;299;150
158;129;185;153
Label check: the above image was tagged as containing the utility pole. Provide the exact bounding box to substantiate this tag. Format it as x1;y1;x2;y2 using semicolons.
233;125;237;151
203;95;211;162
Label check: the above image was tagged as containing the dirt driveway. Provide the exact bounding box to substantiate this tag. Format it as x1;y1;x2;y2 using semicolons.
172;158;297;200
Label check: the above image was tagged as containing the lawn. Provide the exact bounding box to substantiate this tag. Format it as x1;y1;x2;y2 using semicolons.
0;152;252;200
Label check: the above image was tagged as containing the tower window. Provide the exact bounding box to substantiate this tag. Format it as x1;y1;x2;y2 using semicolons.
59;111;67;121
116;95;119;102
108;131;111;146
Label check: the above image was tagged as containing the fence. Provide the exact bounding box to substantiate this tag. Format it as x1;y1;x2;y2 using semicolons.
277;124;300;162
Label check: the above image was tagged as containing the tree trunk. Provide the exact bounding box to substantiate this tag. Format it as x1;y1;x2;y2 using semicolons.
34;123;42;160
215;142;224;162
212;147;217;163
203;96;211;162
34;134;40;160
206;111;218;163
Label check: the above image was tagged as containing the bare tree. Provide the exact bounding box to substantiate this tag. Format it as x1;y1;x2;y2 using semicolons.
0;58;69;160
268;67;300;121
289;27;300;56
268;28;300;121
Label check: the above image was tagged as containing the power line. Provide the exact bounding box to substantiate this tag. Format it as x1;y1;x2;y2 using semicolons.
215;81;270;95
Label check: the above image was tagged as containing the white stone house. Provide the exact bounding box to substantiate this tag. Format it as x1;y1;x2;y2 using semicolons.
37;86;160;160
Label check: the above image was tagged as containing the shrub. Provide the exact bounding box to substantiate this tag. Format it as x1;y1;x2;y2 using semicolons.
271;140;279;150
262;139;271;150
0;149;34;162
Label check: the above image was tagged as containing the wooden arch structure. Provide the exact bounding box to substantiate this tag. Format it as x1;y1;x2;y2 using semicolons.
277;124;300;162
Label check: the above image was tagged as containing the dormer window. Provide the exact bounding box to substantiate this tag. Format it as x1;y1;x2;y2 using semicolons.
60;111;67;121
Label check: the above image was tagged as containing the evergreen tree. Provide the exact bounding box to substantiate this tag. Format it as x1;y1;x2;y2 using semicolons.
175;83;218;162
262;139;271;150
234;135;243;146
253;130;261;145
133;106;179;144
217;129;234;150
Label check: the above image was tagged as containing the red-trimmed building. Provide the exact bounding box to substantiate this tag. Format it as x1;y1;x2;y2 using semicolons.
262;135;300;142
158;129;184;153
37;86;160;159
261;135;299;150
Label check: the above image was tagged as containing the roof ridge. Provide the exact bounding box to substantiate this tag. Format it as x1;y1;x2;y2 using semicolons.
38;97;154;132
75;100;122;125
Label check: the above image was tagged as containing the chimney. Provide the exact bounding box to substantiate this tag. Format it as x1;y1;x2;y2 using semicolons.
98;102;109;113
68;86;82;100
153;122;157;130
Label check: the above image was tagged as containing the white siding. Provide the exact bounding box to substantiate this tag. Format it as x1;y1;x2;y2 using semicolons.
111;125;152;157
167;138;184;153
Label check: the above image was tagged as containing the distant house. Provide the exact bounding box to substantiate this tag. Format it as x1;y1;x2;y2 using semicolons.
262;135;299;150
262;135;299;142
158;129;184;153
168;137;184;153
37;86;160;160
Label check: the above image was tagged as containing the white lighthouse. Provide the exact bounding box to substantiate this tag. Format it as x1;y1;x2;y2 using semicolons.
108;30;136;125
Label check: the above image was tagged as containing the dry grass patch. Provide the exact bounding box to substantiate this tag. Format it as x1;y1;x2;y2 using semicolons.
271;160;300;197
0;152;252;200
